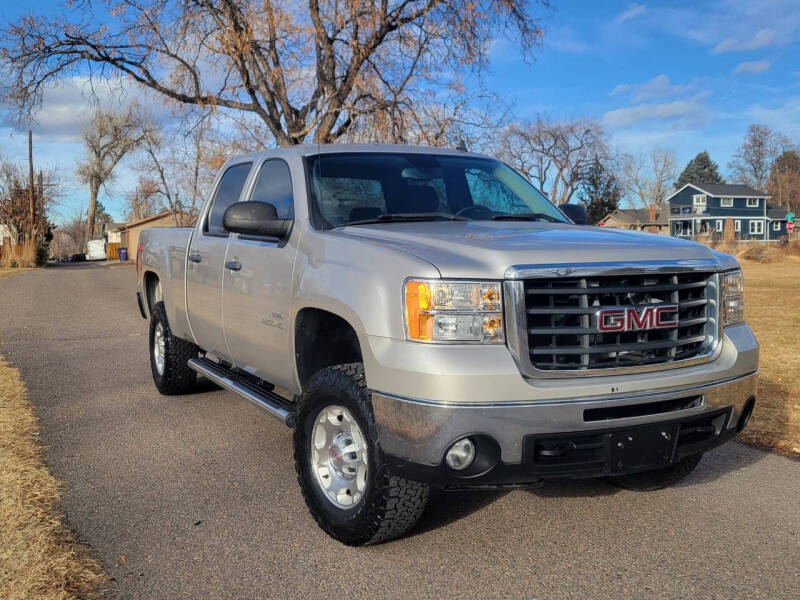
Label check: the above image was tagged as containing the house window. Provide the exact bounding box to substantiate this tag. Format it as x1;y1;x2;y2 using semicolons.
674;222;683;235
734;220;741;232
692;194;707;213
773;222;781;231
721;198;733;207
716;220;723;231
749;220;764;235
747;198;759;208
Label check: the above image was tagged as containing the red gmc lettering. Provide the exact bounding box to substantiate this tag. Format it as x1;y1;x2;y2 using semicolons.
626;308;654;331
597;309;626;332
596;305;679;333
655;305;679;328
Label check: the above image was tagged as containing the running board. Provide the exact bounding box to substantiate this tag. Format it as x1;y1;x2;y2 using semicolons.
188;357;296;428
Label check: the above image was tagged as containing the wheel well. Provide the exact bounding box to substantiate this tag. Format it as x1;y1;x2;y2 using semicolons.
295;308;362;388
143;272;161;315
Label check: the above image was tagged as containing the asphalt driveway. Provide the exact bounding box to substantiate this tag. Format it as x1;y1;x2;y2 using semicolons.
1;264;798;599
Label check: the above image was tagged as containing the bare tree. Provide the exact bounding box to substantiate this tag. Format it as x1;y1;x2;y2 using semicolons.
621;148;678;207
77;109;144;240
499;116;607;205
126;179;164;222
0;153;59;244
728;124;791;190
132;112;220;225
2;1;549;147
767;149;800;213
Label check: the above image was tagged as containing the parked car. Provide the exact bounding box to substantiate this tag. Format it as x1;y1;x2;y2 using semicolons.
136;144;758;545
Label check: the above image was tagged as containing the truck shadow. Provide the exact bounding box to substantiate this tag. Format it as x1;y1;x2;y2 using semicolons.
412;440;767;536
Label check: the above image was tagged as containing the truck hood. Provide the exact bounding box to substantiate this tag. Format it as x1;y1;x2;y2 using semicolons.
335;221;718;278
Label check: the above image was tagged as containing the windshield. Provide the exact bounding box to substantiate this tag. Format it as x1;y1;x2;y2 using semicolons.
306;152;568;229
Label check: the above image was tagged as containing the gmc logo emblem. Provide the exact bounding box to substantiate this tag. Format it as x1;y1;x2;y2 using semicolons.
596;305;679;332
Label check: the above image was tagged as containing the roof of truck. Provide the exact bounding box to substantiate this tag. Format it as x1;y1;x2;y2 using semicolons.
227;143;492;163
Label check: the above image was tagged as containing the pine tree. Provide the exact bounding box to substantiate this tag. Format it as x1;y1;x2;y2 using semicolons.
675;151;724;188
577;156;621;225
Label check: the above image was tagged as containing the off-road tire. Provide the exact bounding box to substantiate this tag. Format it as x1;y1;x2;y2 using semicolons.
149;301;198;395
294;363;430;546
605;453;703;491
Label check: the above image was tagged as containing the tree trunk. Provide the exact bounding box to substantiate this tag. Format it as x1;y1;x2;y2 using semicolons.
86;182;98;245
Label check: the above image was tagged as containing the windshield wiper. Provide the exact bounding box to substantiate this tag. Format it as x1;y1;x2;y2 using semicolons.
489;212;562;223
335;212;468;227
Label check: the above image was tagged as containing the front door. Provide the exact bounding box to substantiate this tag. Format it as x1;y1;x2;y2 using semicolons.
222;158;297;390
186;161;253;360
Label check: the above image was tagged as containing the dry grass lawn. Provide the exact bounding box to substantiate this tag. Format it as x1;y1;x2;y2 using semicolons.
0;331;104;597
738;260;800;457
0;355;105;599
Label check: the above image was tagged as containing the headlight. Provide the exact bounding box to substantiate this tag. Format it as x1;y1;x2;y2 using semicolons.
404;279;504;343
720;270;744;326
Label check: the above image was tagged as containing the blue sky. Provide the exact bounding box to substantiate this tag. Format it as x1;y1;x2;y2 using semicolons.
1;0;799;223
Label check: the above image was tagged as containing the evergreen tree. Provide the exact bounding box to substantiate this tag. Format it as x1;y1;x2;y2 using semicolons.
577;156;621;225
674;151;724;188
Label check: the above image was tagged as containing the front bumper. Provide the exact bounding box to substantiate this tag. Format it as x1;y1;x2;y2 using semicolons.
372;370;758;486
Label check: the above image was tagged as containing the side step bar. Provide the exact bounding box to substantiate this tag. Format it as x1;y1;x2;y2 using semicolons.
188;357;297;428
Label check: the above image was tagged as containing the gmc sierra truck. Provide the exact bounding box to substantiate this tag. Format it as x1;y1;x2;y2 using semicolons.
136;144;758;546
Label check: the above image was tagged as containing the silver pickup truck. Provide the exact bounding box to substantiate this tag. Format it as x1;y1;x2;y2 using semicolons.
136;144;758;545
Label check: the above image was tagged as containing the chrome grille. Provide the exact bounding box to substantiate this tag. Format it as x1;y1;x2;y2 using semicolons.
521;271;716;371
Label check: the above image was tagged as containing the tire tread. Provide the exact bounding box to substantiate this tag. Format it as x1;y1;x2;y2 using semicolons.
294;363;429;546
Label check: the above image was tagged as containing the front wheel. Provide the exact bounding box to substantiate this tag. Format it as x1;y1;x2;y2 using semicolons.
605;453;703;491
294;363;430;546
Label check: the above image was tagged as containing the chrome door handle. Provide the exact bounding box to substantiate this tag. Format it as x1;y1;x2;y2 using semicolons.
188;253;202;263
225;260;242;271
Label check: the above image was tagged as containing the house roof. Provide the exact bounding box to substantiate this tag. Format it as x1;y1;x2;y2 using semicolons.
119;210;179;230
694;183;769;197
666;183;770;202
105;221;126;232
600;207;668;225
767;205;789;220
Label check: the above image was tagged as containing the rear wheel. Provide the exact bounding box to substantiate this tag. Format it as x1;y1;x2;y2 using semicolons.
605;453;703;491
294;363;430;545
149;301;198;395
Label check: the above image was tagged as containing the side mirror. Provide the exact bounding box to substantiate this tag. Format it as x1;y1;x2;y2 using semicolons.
560;203;587;225
223;201;292;238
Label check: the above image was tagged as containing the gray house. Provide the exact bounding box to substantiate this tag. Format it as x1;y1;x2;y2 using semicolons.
667;183;789;241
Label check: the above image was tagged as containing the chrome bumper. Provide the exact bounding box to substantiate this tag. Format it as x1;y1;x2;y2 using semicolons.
372;371;758;467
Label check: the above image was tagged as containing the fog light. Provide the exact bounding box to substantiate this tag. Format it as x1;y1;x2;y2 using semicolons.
445;438;475;470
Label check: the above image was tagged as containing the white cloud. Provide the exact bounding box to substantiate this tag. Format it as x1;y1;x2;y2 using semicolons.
546;25;592;53
610;74;688;101
713;28;777;53
748;97;800;139
603;100;711;129
733;60;771;75
1;76;174;143
650;1;800;55
617;3;646;23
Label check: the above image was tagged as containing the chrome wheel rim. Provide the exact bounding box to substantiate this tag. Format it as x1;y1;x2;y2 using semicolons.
310;405;368;508
153;322;166;375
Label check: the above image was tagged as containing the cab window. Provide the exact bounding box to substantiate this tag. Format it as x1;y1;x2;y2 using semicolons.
205;162;252;235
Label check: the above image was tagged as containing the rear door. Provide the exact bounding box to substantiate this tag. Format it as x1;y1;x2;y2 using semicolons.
222;158;297;389
186;161;253;359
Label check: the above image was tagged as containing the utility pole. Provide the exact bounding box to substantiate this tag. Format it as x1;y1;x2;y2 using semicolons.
28;130;35;241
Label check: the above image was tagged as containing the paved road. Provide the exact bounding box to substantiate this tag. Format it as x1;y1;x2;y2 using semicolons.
1;265;798;599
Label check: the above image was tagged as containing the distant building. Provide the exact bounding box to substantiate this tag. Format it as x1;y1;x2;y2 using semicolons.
666;183;789;241
598;205;669;234
117;210;193;258
0;223;17;246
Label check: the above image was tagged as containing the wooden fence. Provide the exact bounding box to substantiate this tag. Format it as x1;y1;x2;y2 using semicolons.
107;242;122;260
0;243;26;260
